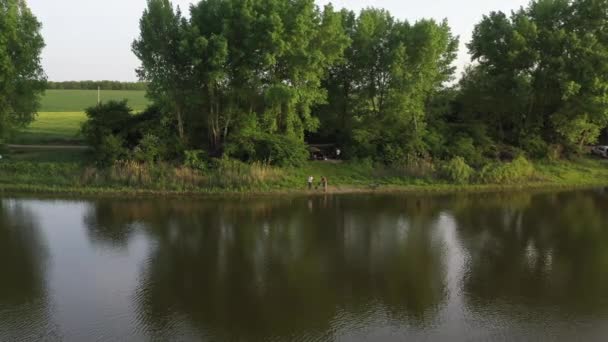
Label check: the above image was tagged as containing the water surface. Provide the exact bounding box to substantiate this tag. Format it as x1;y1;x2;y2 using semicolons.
2;189;608;341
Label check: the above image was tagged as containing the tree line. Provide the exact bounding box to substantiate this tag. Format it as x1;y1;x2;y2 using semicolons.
4;0;608;170
124;0;608;168
127;0;459;165
47;81;147;91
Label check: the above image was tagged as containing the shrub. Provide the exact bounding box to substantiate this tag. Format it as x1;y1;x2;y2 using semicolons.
133;134;164;163
226;133;308;167
449;135;486;167
441;156;474;184
96;135;127;166
82;100;132;148
478;155;536;184
184;150;207;171
520;134;548;159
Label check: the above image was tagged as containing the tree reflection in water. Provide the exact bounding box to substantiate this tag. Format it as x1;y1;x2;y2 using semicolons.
83;195;448;340
451;190;608;314
78;189;608;340
0;200;53;340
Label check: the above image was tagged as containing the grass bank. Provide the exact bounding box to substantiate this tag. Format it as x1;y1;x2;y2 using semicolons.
0;152;607;196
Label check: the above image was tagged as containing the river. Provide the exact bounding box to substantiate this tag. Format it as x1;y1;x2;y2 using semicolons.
1;189;608;341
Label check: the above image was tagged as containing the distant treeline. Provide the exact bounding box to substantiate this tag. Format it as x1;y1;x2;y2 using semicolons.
47;81;147;91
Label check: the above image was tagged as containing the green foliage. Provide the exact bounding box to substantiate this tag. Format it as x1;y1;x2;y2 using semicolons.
81;101;133;148
47;81;146;91
97;135;128;167
226;133;309;167
478;156;536;184
134;134;164;163
441;157;474;184
448;135;485;167
389;156;437;179
82;101;177;164
520;134;549;159
0;0;46;138
317;9;459;163
134;0;349;152
183;150;207;171
207;157;285;189
460;0;608;152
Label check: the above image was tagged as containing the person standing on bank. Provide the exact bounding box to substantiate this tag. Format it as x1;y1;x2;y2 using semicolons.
307;176;314;190
321;176;328;193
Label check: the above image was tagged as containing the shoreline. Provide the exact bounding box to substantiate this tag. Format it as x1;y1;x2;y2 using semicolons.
1;180;607;199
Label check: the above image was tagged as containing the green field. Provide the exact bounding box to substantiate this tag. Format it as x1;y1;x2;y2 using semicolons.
40;89;149;112
12;112;87;144
10;89;149;145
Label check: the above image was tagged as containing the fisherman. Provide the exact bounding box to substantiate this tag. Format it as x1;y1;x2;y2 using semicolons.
307;175;314;190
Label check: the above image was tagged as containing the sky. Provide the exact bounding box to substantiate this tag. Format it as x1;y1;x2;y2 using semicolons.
27;0;530;82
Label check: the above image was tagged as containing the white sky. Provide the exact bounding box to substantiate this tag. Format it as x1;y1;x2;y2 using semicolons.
27;0;530;81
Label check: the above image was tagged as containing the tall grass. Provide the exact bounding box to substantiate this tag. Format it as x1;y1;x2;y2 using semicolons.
1;156;607;194
78;159;284;190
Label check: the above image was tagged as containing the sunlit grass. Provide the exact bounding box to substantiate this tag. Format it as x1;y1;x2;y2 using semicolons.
11;112;87;144
40;89;149;112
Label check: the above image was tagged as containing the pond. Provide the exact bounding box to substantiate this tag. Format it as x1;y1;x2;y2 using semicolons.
1;189;608;341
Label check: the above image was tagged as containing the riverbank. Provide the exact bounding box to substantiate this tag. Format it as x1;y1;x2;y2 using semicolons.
1;155;607;197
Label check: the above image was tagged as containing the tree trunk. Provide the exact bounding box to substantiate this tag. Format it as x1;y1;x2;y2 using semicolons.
176;104;185;142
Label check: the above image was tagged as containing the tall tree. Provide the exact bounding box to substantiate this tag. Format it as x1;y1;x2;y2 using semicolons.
316;9;459;162
135;0;349;158
133;0;196;143
0;0;46;139
462;0;608;153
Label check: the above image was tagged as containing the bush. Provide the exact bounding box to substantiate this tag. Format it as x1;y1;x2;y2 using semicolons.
226;133;308;167
449;135;486;167
520;134;548;159
441;156;474;184
478;155;536;184
184;150;207;171
82;100;132;148
96;135;127;166
133;134;164;163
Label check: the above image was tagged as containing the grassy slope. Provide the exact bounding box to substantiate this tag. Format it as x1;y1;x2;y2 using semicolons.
40;89;149;112
11;112;87;144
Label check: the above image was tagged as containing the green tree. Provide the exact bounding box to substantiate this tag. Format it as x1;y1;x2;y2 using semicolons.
134;0;349;157
0;0;46;139
461;0;608;153
317;9;458;163
133;0;194;143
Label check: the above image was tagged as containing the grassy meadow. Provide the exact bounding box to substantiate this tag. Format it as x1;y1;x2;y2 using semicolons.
40;89;149;112
12;112;86;144
10;89;149;145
